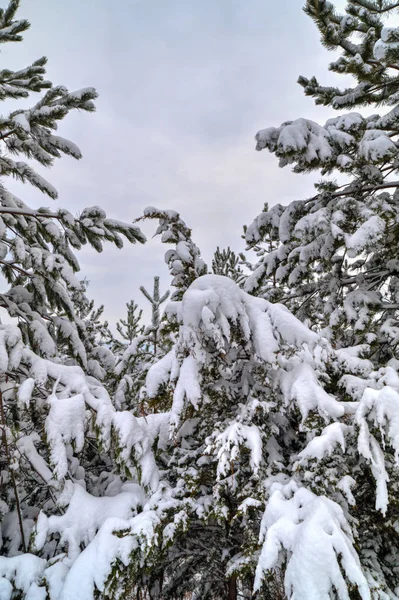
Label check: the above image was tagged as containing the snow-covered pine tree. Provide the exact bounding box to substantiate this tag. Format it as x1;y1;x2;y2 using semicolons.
109;271;379;600
237;0;399;596
140;276;170;355
99;207;377;598
113;276;170;412
0;0;146;364
0;2;154;597
246;0;399;356
136;206;208;301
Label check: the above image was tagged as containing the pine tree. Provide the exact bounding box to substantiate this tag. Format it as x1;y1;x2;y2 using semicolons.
113;277;169;412
212;246;246;286
116;300;144;347
240;0;399;596
108;272;377;600
246;0;399;356
104;206;376;599
0;2;151;597
0;0;146;365
140;276;170;355
136;206;208;300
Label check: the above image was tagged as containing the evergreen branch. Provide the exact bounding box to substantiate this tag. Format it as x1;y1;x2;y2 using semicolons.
0;206;59;218
0;258;32;278
374;2;399;13
312;179;399;203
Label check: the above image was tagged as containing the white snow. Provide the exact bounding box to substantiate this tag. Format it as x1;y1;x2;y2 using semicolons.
35;483;144;561
45;391;86;479
298;423;351;461
255;482;370;600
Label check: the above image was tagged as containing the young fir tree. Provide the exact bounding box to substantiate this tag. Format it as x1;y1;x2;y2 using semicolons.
115;300;144;348
140;275;170;355
212;246;246;286
113;276;170;412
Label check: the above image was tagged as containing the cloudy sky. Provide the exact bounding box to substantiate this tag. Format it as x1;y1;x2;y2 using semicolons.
4;0;349;327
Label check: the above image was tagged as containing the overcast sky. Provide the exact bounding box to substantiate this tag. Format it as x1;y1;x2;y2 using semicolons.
4;0;349;327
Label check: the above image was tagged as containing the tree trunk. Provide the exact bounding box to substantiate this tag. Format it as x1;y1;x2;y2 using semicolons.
0;388;26;552
228;575;237;600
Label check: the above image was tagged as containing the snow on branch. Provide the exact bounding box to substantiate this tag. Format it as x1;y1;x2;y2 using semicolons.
255;481;370;600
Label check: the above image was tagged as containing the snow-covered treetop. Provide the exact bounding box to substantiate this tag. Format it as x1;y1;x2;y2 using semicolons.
138;207;207;300
256;1;399;179
302;0;399;109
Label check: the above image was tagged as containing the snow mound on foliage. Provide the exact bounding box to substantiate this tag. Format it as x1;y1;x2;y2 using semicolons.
255;481;370;600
